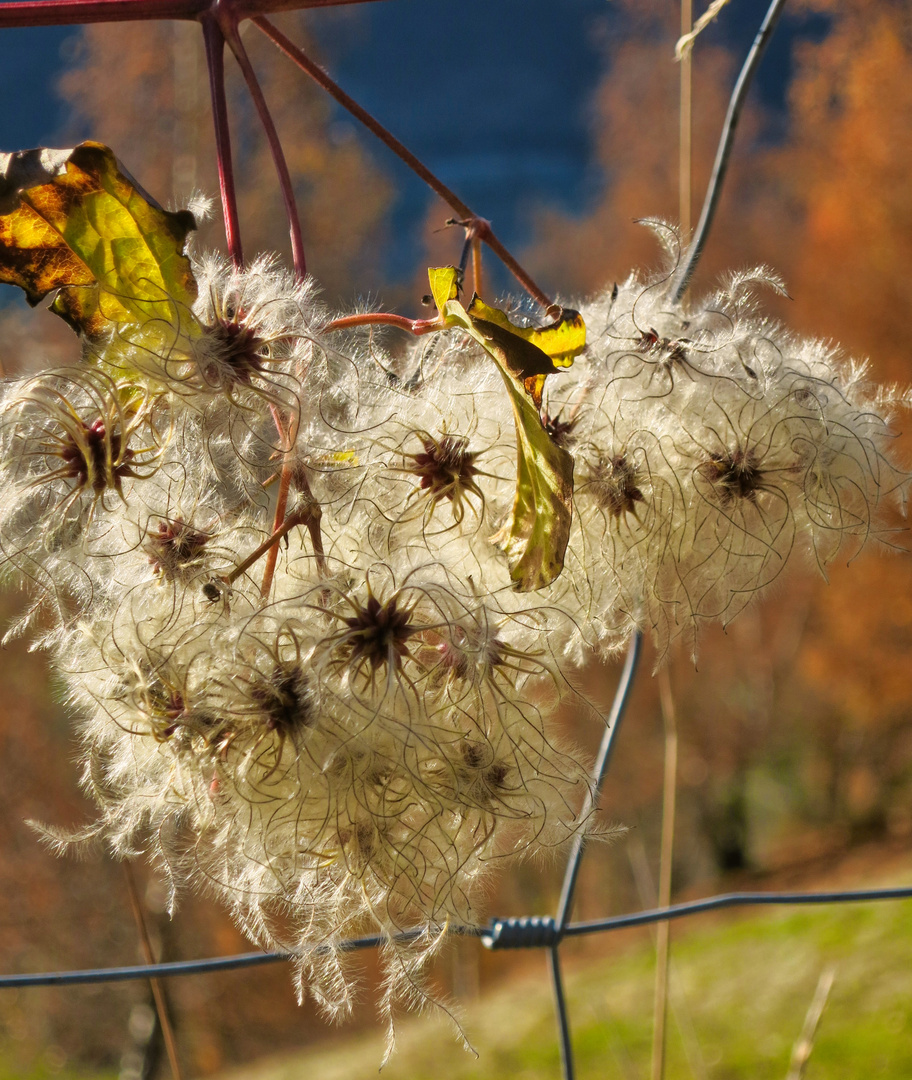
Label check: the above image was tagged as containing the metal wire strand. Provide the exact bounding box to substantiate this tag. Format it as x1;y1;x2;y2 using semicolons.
4;885;912;983
542;631;643;1080
563;885;912;938
548;945;575;1080
555;632;643;936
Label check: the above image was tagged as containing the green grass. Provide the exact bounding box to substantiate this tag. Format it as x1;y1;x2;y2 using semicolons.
0;1058;117;1080
218;886;912;1080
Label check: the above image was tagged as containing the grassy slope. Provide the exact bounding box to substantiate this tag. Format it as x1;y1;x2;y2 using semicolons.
218;884;912;1080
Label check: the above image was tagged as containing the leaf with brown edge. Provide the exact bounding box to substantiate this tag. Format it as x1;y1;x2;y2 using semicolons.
0;142;197;337
467;295;586;369
480;341;575;591
427;266;575;591
468;314;558;381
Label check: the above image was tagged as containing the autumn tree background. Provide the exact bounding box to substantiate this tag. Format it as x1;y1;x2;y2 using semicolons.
0;0;909;1075
527;0;912;892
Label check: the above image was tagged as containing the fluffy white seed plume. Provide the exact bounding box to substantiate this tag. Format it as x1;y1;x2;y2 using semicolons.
542;226;907;656
0;235;905;1040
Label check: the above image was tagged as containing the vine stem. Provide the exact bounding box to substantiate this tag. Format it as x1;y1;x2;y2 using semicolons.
204;2;310;590
0;0;550;306
0;0;390;30
259;403;297;597
471;235;484;298
671;0;788;302
221;14;307;278
0;0;388;275
260;473;291;597
323;312;442;335
225;487;324;586
201;14;243;267
252;16;556;311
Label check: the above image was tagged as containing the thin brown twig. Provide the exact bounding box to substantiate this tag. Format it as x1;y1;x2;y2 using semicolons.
785;966;836;1080
679;0;693;244
322;312;442;335
653;8;691;1061
259;405;296;597
123;864;183;1080
628;840;706;1080
225;496;317;585
244;402;327;595
652;664;679;1080
0;0;392;31
471;234;484;298
251;15;555;310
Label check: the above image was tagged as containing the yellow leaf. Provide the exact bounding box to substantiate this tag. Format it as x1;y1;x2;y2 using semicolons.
467;295;586;368
0;142;197;336
427;267;576;590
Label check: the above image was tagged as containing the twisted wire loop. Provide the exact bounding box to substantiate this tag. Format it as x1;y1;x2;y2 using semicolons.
481;916;559;950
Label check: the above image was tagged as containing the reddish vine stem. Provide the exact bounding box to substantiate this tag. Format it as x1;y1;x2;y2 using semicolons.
259;404;296;597
260;461;292;596
222;14;307;278
252;15;555;310
202;3;310;595
0;0;391;29
225;497;313;585
201;14;243;267
322;312;441;335
471;235;484;298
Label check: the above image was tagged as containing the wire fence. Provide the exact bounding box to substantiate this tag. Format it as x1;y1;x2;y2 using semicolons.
3;632;910;1079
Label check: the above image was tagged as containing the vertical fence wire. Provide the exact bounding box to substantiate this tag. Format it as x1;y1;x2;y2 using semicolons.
555;633;643;936
548;632;642;1079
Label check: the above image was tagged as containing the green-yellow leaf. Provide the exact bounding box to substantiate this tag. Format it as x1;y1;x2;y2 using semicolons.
427;265;460;316
467;295;586;369
0;142;197;336
487;360;575;591
427;266;575;591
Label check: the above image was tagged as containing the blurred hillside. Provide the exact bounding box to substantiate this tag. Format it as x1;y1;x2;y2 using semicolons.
0;0;909;1076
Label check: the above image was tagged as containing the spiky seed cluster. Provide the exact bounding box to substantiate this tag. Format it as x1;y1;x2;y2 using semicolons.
583;453;646;521
335;589;420;682
0;228;905;1043
145;517;211;579
401;430;484;524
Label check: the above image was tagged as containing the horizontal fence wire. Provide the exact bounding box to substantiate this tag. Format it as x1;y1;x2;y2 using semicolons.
2;885;911;989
